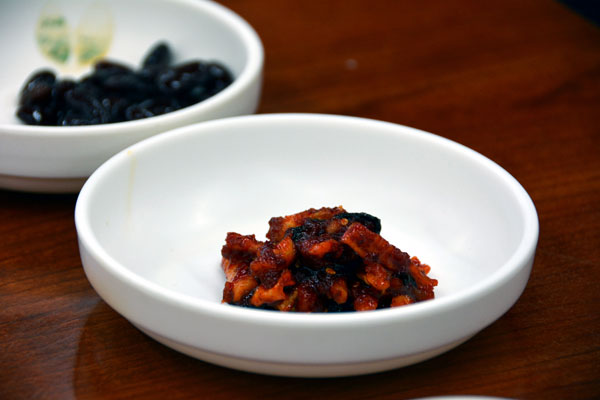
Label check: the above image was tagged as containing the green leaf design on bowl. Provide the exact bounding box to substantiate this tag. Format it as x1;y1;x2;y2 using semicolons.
75;1;113;65
36;10;71;64
35;0;113;68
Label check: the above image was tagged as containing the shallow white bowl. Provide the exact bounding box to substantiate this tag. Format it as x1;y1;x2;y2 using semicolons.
0;0;263;193
75;114;539;377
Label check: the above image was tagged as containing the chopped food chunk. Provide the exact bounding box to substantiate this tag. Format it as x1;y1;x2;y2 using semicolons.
220;207;437;312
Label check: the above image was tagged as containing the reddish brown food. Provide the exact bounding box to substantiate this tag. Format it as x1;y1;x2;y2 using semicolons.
221;206;437;312
266;206;346;242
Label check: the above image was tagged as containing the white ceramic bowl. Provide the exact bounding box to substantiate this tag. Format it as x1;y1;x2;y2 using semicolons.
0;0;263;193
75;114;539;377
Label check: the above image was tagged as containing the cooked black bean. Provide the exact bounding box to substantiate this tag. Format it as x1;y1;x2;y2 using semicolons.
94;60;133;75
125;103;155;121
16;105;43;125
19;70;56;106
16;42;234;126
142;42;171;69
207;62;232;82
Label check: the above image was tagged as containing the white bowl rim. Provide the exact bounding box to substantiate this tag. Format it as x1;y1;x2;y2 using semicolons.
0;0;264;138
75;113;539;328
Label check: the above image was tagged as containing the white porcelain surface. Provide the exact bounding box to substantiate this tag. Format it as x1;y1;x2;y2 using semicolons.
0;0;263;192
75;114;539;377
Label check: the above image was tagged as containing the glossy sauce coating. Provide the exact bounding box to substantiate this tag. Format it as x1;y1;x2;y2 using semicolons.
221;207;437;312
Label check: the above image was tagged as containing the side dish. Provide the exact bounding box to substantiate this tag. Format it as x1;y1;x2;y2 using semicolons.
221;206;437;312
16;42;233;126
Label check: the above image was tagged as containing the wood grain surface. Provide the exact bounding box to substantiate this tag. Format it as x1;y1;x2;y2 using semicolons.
1;1;599;399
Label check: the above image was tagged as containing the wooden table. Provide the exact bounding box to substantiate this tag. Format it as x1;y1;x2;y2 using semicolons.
1;1;598;398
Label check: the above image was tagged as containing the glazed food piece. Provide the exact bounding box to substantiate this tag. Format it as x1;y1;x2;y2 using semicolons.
221;206;437;312
16;42;233;126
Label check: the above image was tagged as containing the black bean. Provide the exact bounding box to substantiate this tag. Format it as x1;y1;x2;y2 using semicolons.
103;72;154;95
157;62;210;95
58;109;99;126
187;85;210;103
16;42;234;126
142;42;171;69
96;97;127;123
94;60;133;74
207;62;232;82
16;105;44;125
19;70;56;106
52;80;76;99
65;87;111;123
155;68;177;93
124;102;155;121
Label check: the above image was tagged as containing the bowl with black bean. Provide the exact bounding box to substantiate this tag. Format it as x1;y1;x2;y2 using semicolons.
0;0;263;193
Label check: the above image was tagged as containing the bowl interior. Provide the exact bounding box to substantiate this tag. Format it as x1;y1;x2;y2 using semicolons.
0;0;252;125
79;114;535;307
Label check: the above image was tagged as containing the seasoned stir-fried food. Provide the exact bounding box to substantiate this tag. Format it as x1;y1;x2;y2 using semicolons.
221;206;437;312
